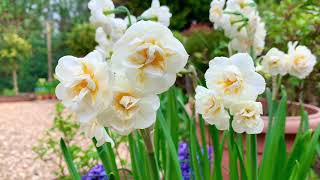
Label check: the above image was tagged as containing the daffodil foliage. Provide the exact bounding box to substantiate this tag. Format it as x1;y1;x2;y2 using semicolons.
56;0;319;180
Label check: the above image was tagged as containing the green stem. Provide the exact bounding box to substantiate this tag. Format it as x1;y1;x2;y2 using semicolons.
140;128;160;180
228;116;239;180
104;6;132;27
246;135;258;180
137;16;158;22
199;118;210;180
209;125;222;180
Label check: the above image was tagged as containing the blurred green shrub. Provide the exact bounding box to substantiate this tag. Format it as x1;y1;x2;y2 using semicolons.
0;33;32;94
260;0;320;104
34;78;59;95
116;0;211;30
1;88;15;96
66;23;97;57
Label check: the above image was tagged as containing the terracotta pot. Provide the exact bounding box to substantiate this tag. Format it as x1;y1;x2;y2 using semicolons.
258;100;320;153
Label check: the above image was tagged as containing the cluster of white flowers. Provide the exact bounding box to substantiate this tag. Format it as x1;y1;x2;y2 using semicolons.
195;53;266;134
209;0;266;56
261;41;316;79
55;0;188;146
89;0;171;60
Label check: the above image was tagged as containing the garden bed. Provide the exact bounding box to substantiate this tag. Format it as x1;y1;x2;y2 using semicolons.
0;93;36;103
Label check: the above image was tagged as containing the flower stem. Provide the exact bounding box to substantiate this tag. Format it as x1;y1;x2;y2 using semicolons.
246;134;258;180
228;116;239;180
104;6;132;27
137;16;158;22
140;128;160;180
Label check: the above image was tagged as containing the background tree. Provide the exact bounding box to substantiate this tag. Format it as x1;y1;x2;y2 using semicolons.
0;33;32;94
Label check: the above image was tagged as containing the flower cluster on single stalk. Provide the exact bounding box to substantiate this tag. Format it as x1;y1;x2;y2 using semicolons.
195;53;266;134
209;0;266;56
260;41;316;79
55;0;188;146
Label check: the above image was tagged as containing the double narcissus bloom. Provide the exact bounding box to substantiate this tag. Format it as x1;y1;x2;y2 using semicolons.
141;0;172;27
261;48;287;76
209;0;226;29
286;41;316;79
55;50;114;145
205;53;265;104
230;101;264;134
209;0;266;56
55;50;113;123
195;86;230;130
111;21;189;94
98;73;160;135
88;0;115;34
56;0;187;146
196;53;266;134
260;42;316;79
89;0;128;58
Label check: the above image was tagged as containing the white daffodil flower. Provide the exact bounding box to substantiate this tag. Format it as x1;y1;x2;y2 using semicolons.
55;50;113;122
141;0;172;27
261;48;287;76
111;21;189;94
226;0;255;14
195;86;230;130
110;18;127;41
88;0;115;34
228;13;266;56
80;119;114;147
98;73;160;135
95;27;114;59
95;19;127;59
209;0;226;29
230;101;264;134
286;41;316;79
205;53;265;105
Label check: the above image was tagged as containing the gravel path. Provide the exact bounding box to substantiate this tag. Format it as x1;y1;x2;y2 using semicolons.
0;100;57;180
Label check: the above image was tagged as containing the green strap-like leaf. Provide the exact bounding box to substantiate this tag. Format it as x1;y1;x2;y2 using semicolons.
60;138;81;180
246;134;257;180
158;110;183;179
93;138;120;180
128;134;143;180
228;117;239;180
295;125;320;179
259;89;287;180
190;116;202;180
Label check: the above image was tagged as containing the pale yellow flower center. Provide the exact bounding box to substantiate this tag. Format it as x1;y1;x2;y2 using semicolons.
211;6;222;17
113;92;140;120
293;55;307;69
129;38;174;82
268;58;280;68
205;97;221;115
72;62;99;103
236;108;257;122
236;0;248;9
219;72;244;95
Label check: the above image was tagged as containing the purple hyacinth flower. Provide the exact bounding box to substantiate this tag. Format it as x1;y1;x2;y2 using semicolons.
82;164;108;180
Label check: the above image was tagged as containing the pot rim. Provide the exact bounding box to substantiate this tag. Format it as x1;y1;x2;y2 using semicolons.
262;102;320;134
